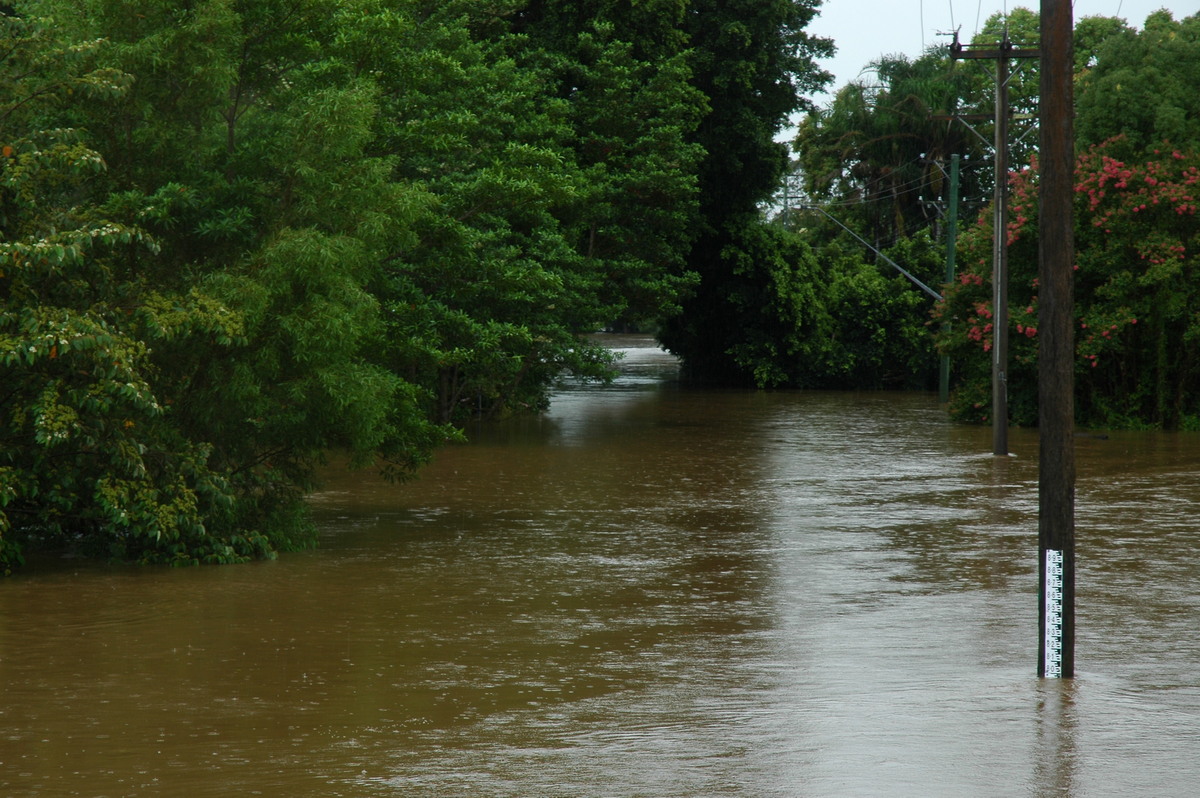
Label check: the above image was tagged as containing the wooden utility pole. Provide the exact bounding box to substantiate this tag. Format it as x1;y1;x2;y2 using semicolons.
950;35;1038;456
1037;0;1076;679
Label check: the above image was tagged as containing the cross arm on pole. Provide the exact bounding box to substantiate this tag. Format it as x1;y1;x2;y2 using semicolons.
951;46;1041;60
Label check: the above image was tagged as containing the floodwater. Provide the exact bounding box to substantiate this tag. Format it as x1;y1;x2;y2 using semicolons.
2;334;1199;797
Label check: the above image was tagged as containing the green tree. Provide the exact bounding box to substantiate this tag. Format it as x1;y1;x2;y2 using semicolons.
731;215;942;389
334;1;710;423
339;2;613;424
1076;10;1200;151
513;11;706;331
794;49;984;248
783;8;1165;399
659;0;833;384
0;0;451;569
88;0;447;500
937;138;1200;429
1074;13;1134;73
0;10;252;569
776;43;966;392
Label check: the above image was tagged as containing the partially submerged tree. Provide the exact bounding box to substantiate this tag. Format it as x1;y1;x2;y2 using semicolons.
0;0;718;569
659;0;834;384
0;11;255;568
937;138;1200;429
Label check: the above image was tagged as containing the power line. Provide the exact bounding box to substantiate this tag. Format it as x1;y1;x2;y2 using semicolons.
800;205;943;299
817;183;931;209
814;169;936;208
808;153;990;211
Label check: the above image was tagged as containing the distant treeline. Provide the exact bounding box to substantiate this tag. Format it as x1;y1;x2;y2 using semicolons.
791;7;1200;428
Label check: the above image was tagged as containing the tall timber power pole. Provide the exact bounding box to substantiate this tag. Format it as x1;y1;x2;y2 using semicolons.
951;4;1076;677
1037;0;1076;680
950;33;1038;457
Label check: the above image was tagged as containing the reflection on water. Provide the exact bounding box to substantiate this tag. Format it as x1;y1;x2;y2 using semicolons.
1035;679;1078;798
2;334;1199;796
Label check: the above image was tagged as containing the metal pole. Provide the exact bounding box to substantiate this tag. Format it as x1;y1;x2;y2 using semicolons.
948;39;1035;437
993;45;1010;456
1038;0;1076;679
940;154;961;403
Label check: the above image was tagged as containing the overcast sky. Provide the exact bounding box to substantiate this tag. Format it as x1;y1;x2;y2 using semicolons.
806;0;1195;100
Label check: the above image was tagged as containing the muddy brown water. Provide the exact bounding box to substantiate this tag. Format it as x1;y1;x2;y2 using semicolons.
2;335;1199;796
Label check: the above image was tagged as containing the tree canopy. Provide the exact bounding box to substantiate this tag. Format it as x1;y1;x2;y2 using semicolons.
0;0;837;570
0;0;726;570
8;0;1196;571
785;7;1200;425
933;9;1200;429
658;0;834;384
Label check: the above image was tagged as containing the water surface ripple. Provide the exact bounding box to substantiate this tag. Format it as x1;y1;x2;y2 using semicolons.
2;335;1199;796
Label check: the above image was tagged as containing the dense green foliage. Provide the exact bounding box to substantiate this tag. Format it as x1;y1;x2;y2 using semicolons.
1;2;450;569
791;7;1200;424
19;0;1194;571
795;53;982;247
934;9;1200;429
939;137;1200;429
0;0;721;570
0;11;247;567
1076;10;1200;152
658;0;833;384
746;13;1049;393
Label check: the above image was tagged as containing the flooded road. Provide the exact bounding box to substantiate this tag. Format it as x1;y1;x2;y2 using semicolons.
2;335;1199;796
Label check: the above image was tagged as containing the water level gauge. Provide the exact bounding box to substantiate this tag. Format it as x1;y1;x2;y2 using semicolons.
1043;549;1065;678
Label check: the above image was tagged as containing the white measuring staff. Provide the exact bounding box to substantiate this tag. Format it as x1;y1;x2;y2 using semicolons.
1043;549;1065;678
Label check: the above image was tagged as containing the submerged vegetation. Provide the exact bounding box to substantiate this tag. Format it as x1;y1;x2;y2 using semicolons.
2;2;1197;570
0;0;826;568
791;7;1200;426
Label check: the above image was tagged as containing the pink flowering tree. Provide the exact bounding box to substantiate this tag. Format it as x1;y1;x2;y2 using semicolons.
935;136;1200;428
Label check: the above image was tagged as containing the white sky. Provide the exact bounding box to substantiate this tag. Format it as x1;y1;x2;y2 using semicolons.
806;0;1196;100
